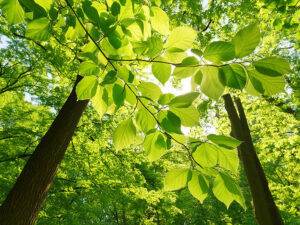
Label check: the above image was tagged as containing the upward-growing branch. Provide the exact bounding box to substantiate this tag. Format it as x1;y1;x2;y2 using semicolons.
223;94;283;225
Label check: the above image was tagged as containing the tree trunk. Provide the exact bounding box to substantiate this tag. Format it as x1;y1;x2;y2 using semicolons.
223;94;283;225
0;75;89;225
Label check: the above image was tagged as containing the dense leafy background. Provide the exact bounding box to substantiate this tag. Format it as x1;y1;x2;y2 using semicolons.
0;0;299;224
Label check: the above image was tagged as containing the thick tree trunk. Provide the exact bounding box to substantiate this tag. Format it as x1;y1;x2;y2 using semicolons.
0;75;89;225
223;94;283;225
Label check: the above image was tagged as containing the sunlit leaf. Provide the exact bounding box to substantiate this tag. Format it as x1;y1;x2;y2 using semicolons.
248;70;285;96
164;168;191;191
113;84;126;108
217;147;239;172
79;61;101;76
168;92;199;108
136;108;157;133
219;64;246;89
76;76;98;100
113;118;137;151
188;171;209;203
207;134;241;149
158;110;182;134
204;41;235;62
213;172;246;209
232;23;260;58
92;85;109;118
144;131;167;161
34;0;53;11
26;17;51;41
0;0;24;24
192;143;218;167
158;93;175;105
253;57;291;76
138;82;162;100
150;6;169;35
152;59;171;85
200;67;225;100
165;27;197;51
170;105;199;127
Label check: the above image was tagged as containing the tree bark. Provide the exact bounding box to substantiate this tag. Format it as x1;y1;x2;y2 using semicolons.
0;75;89;225
223;94;283;225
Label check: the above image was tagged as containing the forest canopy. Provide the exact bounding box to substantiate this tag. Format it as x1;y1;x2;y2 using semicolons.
0;0;299;224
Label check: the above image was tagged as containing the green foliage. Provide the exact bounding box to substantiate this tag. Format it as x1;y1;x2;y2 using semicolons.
193;143;218;168
0;0;24;24
232;23;260;58
187;171;209;203
152;60;171;85
0;0;298;223
76;76;98;100
26;17;51;41
253;57;292;76
113;118;137;151
207;134;241;149
164;168;190;191
204;41;235;62
143;130;167;161
150;6;169;35
165;26;197;51
213;172;246;209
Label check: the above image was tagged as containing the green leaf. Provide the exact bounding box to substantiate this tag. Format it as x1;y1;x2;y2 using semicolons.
76;76;98;100
79;61;100;76
191;49;203;57
200;67;225;100
207;134;241;149
219;64;246;89
150;6;169;35
125;83;138;105
188;171;209;203
136;108;157;133
110;1;120;16
113;84;126;108
158;93;175;105
217;147;239;172
177;56;199;66
144;131;167;161
191;70;203;90
133;37;163;58
164;168;190;191
248;70;285;96
82;0;100;26
168;92;199;108
34;0;53;11
119;0;133;20
152;59;171;85
232;23;260;58
117;66;134;83
158;110;182;134
138;82;162;100
0;0;24;24
253;57;291;76
165;27;197;51
204;41;235;62
102;70;117;85
26;17;51;41
173;57;199;79
192;143;218;167
113;118;137;151
92;85;109;118
108;35;122;49
213;172;245;209
170;105;199;127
